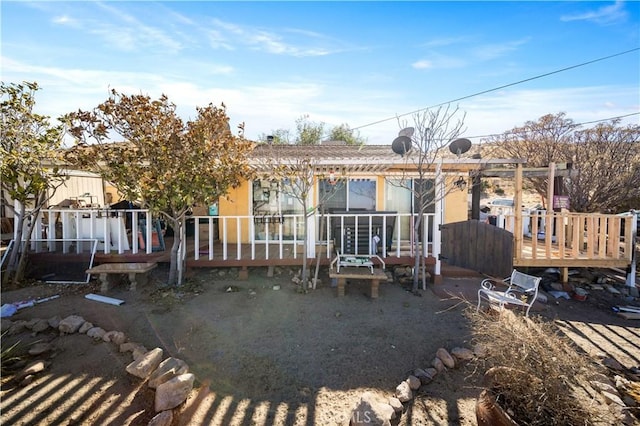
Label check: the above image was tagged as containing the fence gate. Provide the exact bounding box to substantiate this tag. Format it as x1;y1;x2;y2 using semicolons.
440;220;513;278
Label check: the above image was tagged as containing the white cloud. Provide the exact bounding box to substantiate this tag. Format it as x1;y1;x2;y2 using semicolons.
421;36;473;48
52;14;79;27
208;18;343;57
472;38;530;61
411;53;466;70
561;1;628;25
412;60;433;69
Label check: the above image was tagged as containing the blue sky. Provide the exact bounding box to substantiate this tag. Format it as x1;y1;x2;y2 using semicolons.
2;1;639;145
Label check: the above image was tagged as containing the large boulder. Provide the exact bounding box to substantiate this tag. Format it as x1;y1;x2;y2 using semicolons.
148;357;189;389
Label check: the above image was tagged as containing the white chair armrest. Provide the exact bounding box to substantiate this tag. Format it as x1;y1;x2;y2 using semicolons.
480;279;495;291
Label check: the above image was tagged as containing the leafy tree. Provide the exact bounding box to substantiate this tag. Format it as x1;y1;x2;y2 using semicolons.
63;90;255;286
259;116;365;145
487;113;640;213
328;123;367;145
296;114;325;145
257;128;291;144
1;81;66;287
393;105;468;293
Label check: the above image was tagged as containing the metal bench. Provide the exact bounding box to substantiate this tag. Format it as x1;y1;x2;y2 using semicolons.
476;269;541;317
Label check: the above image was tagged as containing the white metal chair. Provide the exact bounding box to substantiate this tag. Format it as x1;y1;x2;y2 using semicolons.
477;270;542;317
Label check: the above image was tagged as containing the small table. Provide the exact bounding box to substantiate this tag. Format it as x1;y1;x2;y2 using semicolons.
86;262;157;292
329;266;387;298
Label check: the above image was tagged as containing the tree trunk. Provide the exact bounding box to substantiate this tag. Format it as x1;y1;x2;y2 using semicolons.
313;205;326;289
15;211;38;285
167;217;183;287
301;201;309;291
3;201;42;287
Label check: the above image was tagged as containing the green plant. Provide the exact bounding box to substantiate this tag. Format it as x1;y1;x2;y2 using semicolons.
1;331;23;373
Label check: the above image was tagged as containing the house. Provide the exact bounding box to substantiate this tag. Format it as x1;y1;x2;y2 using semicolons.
7;142;637;286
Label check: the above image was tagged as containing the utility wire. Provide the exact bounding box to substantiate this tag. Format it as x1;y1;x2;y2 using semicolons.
467;111;640;141
353;47;640;131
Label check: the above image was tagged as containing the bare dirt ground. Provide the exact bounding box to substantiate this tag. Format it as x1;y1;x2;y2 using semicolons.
1;265;639;425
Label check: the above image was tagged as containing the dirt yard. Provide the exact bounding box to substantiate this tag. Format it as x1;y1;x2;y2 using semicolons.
1;265;639;425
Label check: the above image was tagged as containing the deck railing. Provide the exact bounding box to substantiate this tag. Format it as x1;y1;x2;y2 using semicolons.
26;208;154;255
495;210;637;264
23;209;439;262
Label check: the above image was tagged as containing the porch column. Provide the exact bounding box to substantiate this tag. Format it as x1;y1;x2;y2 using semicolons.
433;162;443;282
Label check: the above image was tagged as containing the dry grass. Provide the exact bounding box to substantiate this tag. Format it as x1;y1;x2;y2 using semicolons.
466;307;618;425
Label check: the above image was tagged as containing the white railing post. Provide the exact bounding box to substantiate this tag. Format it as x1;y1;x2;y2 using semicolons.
194;217;200;261
627;211;638;288
433;164;443;278
208;216;215;260
236;217;241;260
47;210;56;252
102;211;110;254
131;211;139;254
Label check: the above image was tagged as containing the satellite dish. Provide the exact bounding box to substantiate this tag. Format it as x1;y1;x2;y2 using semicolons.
392;136;412;156
449;138;472;157
399;127;415;138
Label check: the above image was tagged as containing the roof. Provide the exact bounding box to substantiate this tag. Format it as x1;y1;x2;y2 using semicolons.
249;142;525;175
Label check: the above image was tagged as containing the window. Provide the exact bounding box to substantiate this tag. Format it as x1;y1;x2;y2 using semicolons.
318;178;376;212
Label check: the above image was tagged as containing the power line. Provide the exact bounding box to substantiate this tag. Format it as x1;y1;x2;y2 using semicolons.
467;111;640;141
353;47;640;131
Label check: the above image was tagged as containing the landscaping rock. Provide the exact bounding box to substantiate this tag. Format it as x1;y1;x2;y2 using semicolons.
154;373;195;412
407;375;421;390
47;316;61;329
132;345;149;361
432;357;445;372
19;375;34;387
148;410;173;426
350;391;395;425
58;315;85;334
436;348;456;369
413;368;433;385
8;320;27;335
26;318;49;333
395;381;413;403
86;327;106;340
127;348;164;379
148;357;189;389
103;331;126;345
17;360;48;380
78;321;94;334
388;397;403;413
451;347;474;361
28;342;53;356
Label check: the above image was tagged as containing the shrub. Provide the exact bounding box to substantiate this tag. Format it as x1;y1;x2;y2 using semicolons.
467;308;617;425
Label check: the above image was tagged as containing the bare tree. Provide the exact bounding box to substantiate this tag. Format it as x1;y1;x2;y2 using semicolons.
253;145;343;291
566;120;640;213
487;112;640;213
392;105;467;293
485;113;575;208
